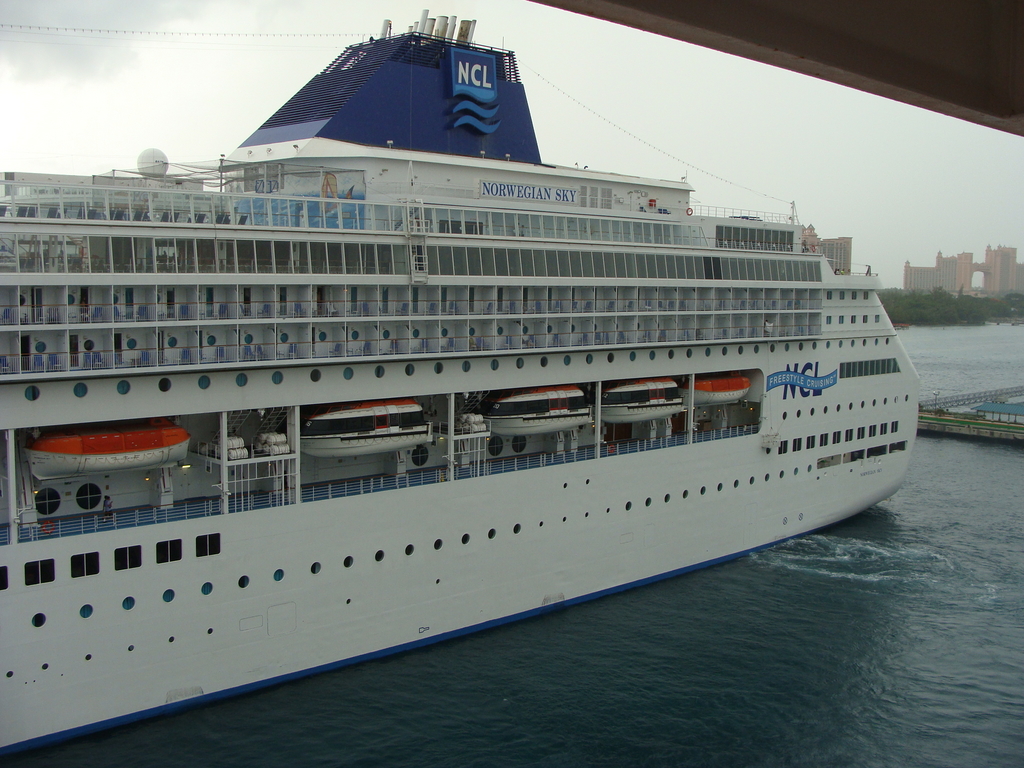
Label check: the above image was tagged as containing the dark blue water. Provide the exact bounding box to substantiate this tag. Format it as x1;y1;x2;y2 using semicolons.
12;327;1024;767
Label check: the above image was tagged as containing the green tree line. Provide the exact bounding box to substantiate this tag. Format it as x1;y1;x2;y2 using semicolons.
877;288;1024;325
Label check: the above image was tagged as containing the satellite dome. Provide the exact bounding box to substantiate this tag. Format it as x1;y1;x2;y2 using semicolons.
137;148;169;178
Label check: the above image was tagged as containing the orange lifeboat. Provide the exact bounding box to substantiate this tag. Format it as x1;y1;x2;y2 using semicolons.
25;418;190;480
692;375;751;405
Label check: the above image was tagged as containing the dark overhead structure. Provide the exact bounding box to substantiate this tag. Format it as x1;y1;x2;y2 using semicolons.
531;0;1024;137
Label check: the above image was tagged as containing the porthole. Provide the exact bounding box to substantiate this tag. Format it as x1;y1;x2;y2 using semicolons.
34;341;47;353
512;435;526;453
779;471;785;478
794;467;799;475
733;479;739;488
461;533;470;545
382;330;390;339
540;356;548;367
664;494;670;503
812;341;817;350
35;487;60;516
625;501;632;511
344;367;354;380
749;477;755;484
273;569;284;581
405;544;414;556
490;359;499;371
318;331;327;342
721;347;727;356
705;348;711;357
872;399;877;406
826;341;831;348
513;524;521;534
167;337;177;348
73;382;88;398
407;444;428;468
807;465;812;473
441;328;448;337
434;362;444;374
629;351;636;361
785;343;790;351
686;349;693;358
406;364;416;376
488;435;503;456
80;604;93;619
343;556;353;568
782;412;788;420
839;340;844;348
201;581;214;595
796;410;801;418
163;589;175;602
32;613;46;627
238;575;249;588
244;333;253;344
411;445;429;466
116;380;131;395
700;486;706;495
25;385;40;401
770;344;776;353
158;377;172;392
374;365;385;378
122;596;135;611
128;645;134;652
798;342;804;351
649;351;656;360
198;375;211;389
272;371;283;385
434;539;443;550
754;345;759;353
375;550;384;562
607;352;615;362
235;373;247;387
412;329;420;338
280;333;289;343
76;483;101;510
488;528;496;539
310;562;321;575
462;361;471;372
765;474;770;482
516;357;524;369
586;354;594;364
645;497;652;507
351;330;360;340
564;355;571;366
738;346;744;355
310;369;322;382
810;408;815;416
683;490;689;499
126;338;137;349
717;483;723;492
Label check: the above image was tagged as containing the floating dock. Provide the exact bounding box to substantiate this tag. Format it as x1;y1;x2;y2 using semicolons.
917;412;1024;444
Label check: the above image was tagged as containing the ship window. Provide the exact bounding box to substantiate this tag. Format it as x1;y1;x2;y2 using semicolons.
0;566;7;590
76;483;102;510
832;431;841;444
869;424;877;437
114;545;142;571
792;438;802;452
156;539;183;564
35;487;60;516
411;446;429;466
857;427;866;440
845;429;854;442
512;435;527;453
806;435;816;449
488;436;503;456
196;533;221;557
891;420;899;433
71;552;100;578
778;440;788;454
890;440;907;452
820;433;829;447
25;559;56;585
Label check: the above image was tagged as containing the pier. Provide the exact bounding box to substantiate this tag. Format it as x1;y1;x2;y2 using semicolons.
918;385;1024;443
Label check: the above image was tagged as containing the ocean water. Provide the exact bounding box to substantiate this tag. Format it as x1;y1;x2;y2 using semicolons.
11;326;1024;767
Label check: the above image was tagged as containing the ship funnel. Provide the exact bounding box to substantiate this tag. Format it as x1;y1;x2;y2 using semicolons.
416;9;429;33
434;15;448;38
457;19;475;43
423;17;437;36
379;19;392;38
446;15;458;39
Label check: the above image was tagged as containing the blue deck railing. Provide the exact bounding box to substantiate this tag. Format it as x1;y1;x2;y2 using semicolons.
3;423;759;545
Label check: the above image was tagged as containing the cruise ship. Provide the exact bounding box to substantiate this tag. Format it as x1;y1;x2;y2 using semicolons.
0;12;919;754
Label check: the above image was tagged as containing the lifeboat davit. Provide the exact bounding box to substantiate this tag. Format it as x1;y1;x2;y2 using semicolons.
300;398;431;457
480;386;591;435
601;378;685;423
25;418;190;480
692;375;751;405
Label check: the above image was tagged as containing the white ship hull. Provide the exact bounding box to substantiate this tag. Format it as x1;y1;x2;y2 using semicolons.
0;423;912;752
601;402;685;423
486;412;592;435
300;429;431;457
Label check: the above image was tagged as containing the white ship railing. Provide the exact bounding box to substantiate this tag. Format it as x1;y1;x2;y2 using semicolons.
9;423;760;545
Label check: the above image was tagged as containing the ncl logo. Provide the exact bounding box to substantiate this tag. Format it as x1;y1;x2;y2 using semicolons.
450;49;500;134
765;362;839;399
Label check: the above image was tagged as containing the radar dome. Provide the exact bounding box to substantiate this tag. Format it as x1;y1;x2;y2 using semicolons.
137;148;169;178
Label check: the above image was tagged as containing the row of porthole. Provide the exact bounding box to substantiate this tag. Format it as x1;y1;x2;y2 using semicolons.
781;394;909;421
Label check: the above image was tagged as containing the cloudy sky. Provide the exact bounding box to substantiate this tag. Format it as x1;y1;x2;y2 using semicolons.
2;0;1022;287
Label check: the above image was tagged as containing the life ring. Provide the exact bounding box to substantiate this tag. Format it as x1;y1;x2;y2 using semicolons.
685;207;693;216
40;520;56;535
810;244;817;253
